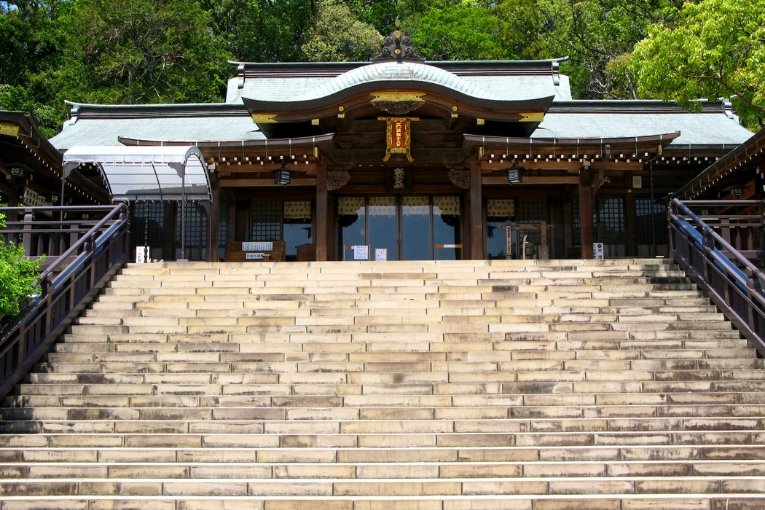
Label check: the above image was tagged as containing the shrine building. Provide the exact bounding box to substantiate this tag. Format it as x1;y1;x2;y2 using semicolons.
47;28;754;263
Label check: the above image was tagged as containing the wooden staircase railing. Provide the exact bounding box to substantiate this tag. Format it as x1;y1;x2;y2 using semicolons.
668;198;765;352
0;204;129;399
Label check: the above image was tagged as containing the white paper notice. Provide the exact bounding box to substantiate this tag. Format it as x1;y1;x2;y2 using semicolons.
352;245;369;260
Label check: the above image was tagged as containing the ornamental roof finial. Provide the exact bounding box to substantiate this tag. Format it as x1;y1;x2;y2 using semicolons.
372;18;425;63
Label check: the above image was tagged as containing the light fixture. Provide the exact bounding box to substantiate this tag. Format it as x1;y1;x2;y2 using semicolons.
274;163;292;185
10;167;24;177
507;161;523;184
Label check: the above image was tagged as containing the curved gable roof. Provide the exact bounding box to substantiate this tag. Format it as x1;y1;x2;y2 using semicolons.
285;61;498;102
241;60;555;134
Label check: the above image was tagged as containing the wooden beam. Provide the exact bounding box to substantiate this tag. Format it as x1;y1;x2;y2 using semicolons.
215;162;318;176
482;175;580;185
219;178;317;188
480;161;643;172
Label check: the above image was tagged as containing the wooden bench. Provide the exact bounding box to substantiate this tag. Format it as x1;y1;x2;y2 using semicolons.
225;240;286;262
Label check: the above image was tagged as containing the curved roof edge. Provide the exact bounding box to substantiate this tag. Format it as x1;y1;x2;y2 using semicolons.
676;127;761;199
118;133;335;149
243;61;514;103
548;99;737;115
62;101;250;122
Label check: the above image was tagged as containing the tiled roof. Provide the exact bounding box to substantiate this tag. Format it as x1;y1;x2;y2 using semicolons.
50;104;263;150
227;60;569;103
51;99;752;152
536;105;752;148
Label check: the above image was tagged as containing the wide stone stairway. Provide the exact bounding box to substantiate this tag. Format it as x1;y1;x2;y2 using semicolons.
1;259;765;509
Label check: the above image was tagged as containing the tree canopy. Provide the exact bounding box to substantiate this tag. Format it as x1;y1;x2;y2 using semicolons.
631;0;765;128
300;0;383;62
1;0;762;136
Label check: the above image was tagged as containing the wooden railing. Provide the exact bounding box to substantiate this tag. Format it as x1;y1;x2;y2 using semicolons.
0;204;129;399
668;199;765;352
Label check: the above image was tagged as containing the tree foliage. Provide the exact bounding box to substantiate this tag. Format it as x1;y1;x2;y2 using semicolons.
1;0;761;134
631;0;765;128
0;210;41;319
412;4;510;60
0;1;69;136
63;0;232;104
300;0;383;62
201;0;315;62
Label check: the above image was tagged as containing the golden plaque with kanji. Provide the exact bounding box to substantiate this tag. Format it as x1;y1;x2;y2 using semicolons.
379;116;418;162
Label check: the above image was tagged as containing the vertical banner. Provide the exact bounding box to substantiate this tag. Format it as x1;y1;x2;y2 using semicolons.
380;117;417;162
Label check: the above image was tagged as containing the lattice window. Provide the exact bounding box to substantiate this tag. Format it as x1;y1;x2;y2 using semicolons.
251;200;282;241
517;198;547;223
636;198;667;245
594;197;625;244
217;200;227;247
176;202;207;248
131;201;164;248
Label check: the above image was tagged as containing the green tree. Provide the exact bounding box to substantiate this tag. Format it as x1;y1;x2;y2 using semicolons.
0;1;69;136
62;0;232;104
201;0;316;62
493;0;688;99
412;4;509;60
300;0;383;62
0;210;41;319
631;0;765;127
345;0;461;35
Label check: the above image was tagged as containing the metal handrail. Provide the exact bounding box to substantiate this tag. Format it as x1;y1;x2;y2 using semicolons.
0;204;129;400
668;198;765;352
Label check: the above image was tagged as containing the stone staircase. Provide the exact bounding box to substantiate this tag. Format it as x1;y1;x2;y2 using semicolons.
1;259;765;509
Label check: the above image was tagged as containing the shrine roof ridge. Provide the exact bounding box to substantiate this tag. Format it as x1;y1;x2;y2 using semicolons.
62;101;250;120
548;99;736;115
229;57;568;78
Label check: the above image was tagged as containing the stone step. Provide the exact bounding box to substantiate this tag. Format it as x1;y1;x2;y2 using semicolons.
23;368;765;385
13;380;765;398
4;444;765;463
3;459;765;479
2;496;765;510
2;258;758;505
7;402;765;421
0;430;762;448
1;416;762;435
10;389;765;409
2;475;765;497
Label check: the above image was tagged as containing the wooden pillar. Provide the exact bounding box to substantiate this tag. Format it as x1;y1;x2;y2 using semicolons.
206;187;219;262
315;162;328;261
625;192;637;256
578;181;593;259
468;162;483;260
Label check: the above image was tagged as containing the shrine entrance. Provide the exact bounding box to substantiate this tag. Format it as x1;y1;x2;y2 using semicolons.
338;195;462;261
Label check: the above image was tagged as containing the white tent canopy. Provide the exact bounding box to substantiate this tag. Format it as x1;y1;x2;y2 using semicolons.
62;145;212;202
